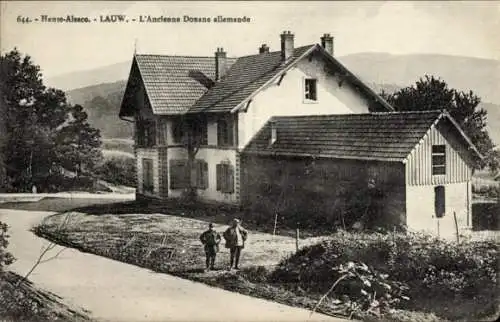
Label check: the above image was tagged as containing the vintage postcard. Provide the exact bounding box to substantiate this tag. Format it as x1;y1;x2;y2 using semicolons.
0;1;499;321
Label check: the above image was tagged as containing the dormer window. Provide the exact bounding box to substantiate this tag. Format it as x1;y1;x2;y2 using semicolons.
304;78;317;101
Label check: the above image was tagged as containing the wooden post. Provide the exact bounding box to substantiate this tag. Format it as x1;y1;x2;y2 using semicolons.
273;212;278;236
453;211;460;243
295;226;299;252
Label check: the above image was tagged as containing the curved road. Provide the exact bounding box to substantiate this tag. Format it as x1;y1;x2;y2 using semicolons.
0;208;346;322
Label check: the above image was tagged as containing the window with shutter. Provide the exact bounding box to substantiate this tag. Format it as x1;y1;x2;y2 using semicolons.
217;117;234;146
136;119;156;147
142;158;154;193
216;162;234;193
169;160;188;190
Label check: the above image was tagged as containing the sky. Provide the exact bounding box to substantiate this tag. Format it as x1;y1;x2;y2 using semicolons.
1;1;499;78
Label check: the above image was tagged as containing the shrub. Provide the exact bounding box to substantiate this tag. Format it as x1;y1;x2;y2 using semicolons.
0;221;15;272
96;156;136;187
270;231;498;300
310;261;411;318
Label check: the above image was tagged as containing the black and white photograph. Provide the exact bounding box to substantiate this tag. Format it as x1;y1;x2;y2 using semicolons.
0;1;499;321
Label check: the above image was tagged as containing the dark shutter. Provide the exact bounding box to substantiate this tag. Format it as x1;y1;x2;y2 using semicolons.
434;186;445;218
217;119;224;146
227;118;234;146
170;160;188;190
142;159;154;193
226;164;234;193
216;163;222;191
202;161;208;189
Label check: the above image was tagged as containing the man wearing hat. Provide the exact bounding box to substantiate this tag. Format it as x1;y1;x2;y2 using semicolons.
223;218;248;270
199;223;221;271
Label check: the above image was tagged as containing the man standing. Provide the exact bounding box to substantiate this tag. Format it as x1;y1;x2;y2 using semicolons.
199;223;221;271
223;218;248;270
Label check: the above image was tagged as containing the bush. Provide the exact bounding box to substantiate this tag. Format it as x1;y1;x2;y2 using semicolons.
270;231;498;300
96;156;136;187
0;221;15;273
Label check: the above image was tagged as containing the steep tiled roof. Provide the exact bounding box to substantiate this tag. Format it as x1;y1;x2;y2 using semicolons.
243;111;445;162
134;54;237;114
189;45;315;113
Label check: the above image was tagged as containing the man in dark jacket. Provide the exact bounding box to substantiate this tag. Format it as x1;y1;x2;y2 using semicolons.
223;218;248;270
199;223;221;271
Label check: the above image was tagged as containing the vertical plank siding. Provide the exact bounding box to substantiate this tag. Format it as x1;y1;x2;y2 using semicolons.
406;123;472;186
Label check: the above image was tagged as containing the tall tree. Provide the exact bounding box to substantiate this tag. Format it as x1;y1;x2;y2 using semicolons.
55;104;102;177
380;75;497;170
0;48;102;191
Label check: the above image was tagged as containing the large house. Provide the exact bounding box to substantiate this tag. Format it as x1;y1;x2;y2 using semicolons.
119;31;482;237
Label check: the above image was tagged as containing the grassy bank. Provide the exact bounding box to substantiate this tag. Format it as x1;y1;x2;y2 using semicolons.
0;271;91;321
32;209;498;321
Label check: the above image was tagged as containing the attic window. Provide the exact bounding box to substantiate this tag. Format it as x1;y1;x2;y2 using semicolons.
304;78;317;101
432;145;446;175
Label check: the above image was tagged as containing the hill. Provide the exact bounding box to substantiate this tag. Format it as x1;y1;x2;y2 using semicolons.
340;53;500;104
46;61;130;91
57;53;500;146
66;80;131;139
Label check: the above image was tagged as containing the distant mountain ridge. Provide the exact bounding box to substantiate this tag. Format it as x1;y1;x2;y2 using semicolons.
59;52;500;146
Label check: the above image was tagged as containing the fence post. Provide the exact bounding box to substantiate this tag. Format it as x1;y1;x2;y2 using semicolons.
273;212;278;236
453;211;460;243
295;225;299;252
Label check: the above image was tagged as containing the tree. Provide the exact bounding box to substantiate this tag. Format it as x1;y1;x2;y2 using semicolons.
380;75;496;170
0;48;102;191
183;115;205;200
55;104;102;177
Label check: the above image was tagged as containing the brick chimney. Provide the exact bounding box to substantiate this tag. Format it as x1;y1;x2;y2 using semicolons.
259;44;270;54
215;47;227;81
280;31;294;61
320;33;334;56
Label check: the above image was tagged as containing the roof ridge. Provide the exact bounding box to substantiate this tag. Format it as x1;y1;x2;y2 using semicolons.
135;54;237;60
369;110;444;115
270;111;443;120
236;44;316;59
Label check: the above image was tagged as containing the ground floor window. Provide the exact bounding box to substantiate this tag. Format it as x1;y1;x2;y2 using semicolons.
434;185;445;218
142;158;154;193
170;159;208;190
216;162;234;194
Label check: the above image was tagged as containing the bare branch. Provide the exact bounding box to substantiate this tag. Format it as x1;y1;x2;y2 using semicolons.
17;212;73;286
38;247;66;265
309;274;349;318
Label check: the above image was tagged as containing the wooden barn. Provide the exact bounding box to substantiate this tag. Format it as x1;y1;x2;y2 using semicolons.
241;110;483;237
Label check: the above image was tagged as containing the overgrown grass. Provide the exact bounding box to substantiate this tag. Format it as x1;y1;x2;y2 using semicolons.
0;272;91;321
270;231;499;321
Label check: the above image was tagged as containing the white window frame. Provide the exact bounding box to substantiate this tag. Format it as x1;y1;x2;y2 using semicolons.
303;78;318;103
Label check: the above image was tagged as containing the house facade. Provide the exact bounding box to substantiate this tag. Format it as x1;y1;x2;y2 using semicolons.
242;111;482;237
119;31;392;203
119;31;481;237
